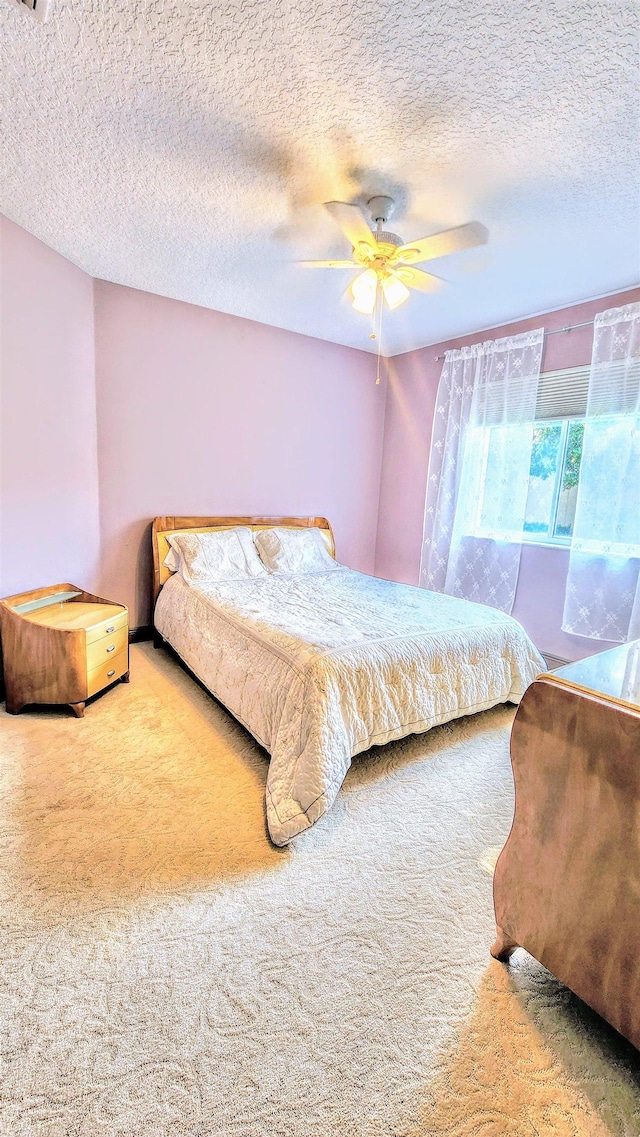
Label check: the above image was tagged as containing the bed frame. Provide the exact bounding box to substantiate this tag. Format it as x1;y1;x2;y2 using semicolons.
151;515;335;608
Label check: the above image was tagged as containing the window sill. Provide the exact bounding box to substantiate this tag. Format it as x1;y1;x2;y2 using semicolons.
521;537;571;551
468;532;570;551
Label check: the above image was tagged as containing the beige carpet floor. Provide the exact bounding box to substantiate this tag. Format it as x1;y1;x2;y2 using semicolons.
0;643;638;1137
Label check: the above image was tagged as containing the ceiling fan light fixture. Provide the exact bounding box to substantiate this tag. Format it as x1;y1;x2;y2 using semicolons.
381;273;411;310
351;268;378;315
300;201;488;335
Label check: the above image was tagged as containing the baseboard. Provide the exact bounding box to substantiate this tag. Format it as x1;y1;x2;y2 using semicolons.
542;652;570;671
129;626;153;643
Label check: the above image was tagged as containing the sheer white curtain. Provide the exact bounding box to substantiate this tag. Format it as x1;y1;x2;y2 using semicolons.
420;329;544;612
562;302;640;642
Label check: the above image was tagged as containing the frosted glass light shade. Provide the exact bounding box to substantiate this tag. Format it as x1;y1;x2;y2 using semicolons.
351;268;378;315
381;272;410;310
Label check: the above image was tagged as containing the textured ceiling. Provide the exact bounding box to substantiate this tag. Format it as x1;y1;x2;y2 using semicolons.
1;0;638;355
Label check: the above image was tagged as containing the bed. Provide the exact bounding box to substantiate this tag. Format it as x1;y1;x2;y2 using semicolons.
152;515;546;845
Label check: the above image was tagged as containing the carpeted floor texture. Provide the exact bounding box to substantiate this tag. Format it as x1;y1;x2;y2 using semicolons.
0;643;638;1136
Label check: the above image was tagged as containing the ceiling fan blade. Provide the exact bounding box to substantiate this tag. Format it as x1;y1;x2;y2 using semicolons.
323;201;376;252
394;221;488;265
298;259;358;269
394;266;446;293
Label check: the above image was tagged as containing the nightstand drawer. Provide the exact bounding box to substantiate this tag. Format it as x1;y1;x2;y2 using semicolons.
87;649;128;697
86;609;128;645
86;626;128;671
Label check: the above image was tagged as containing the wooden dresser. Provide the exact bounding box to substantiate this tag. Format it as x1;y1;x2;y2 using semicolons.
491;640;640;1049
0;584;129;717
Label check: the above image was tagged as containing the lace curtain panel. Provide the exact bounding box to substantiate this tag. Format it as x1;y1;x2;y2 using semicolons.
420;329;544;613
562;302;640;642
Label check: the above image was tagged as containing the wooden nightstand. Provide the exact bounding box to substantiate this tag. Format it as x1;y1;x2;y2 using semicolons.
0;583;129;717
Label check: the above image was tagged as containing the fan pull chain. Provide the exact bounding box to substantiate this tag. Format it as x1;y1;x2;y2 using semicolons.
370;277;386;384
369;280;380;343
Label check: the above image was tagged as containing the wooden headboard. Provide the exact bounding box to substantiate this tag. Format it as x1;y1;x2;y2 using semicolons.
151;515;335;605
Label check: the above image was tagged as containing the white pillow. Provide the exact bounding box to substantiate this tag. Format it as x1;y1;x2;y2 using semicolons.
165;528;267;584
163;544;182;573
254;527;337;574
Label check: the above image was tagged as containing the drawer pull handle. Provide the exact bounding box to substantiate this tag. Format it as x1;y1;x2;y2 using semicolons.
106;625;115;634
106;645;116;653
107;669;116;678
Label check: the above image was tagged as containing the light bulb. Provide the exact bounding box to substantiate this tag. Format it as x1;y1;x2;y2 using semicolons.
351;268;378;315
381;272;410;310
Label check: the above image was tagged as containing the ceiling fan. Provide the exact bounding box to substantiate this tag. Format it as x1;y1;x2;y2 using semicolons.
300;196;488;317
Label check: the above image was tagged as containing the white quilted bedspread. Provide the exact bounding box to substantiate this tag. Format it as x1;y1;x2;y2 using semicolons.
154;568;545;845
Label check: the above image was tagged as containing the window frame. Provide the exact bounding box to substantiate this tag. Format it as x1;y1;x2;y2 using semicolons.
468;414;586;549
523;417;576;548
463;361;639;552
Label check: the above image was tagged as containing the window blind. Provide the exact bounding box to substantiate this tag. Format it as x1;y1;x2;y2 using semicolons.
535;361;640;421
475;362;640;425
535;366;589;421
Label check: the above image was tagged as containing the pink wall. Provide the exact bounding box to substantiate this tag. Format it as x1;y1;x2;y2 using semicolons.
3;207;637;661
0;216;100;597
375;287;640;661
94;281;384;627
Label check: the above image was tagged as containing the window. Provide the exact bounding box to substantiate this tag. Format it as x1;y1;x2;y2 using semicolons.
466;359;640;545
465;362;640;549
520;363;591;544
523;418;584;542
468;365;589;546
